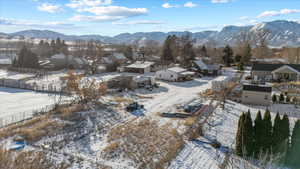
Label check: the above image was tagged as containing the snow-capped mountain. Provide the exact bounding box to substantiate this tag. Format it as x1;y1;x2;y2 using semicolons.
1;20;300;47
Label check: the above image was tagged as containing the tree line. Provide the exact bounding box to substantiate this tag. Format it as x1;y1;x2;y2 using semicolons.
236;109;300;168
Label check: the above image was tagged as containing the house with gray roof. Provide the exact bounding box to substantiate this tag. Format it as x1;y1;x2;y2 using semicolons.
251;63;300;82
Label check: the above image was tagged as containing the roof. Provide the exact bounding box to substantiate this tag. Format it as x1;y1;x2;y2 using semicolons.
243;84;272;93
180;71;195;75
252;63;300;72
167;67;187;73
125;61;154;69
194;60;219;70
194;60;208;69
112;53;126;60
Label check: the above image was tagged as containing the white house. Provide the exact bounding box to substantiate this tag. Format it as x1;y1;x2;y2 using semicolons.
155;67;195;82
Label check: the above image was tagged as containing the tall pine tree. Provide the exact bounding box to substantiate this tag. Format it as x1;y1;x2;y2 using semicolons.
280;114;290;164
236;113;246;156
254;110;264;158
287;120;300;168
161;35;175;66
244;110;254;157
272;113;282;155
222;45;234;67
262;109;272;154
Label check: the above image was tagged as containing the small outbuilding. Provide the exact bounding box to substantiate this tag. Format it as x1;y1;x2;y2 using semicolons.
124;61;155;74
242;84;272;106
155;67;195;82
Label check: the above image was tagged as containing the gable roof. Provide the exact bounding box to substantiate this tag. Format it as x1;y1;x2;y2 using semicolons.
167;67;187;73
243;84;272;93
252;63;300;72
272;65;300;74
125;61;154;69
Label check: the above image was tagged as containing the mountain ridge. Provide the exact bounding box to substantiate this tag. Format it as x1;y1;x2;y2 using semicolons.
1;20;300;47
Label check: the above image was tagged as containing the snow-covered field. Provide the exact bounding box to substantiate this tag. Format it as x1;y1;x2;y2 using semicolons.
0;87;63;127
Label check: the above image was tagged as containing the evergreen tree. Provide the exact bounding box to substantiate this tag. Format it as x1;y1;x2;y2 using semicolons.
15;46;39;69
161;35;175;66
272;94;277;103
234;54;242;63
272;113;282;154
287;120;300;168
254;110;264;157
286;95;290;103
182;40;195;67
262;109;272;154
242;44;252;64
279;93;285;103
237;61;244;71
222;45;234;67
236;113;246;156
280;114;290;164
243;110;254;157
200;45;208;57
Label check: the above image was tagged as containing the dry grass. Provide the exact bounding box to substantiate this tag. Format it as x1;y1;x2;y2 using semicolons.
113;97;133;103
0;148;69;169
56;104;85;119
106;119;184;169
183;117;197;126
18;119;64;143
136;95;154;99
103;142;119;153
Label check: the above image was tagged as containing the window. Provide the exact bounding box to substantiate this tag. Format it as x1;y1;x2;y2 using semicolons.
170;75;174;78
265;95;268;100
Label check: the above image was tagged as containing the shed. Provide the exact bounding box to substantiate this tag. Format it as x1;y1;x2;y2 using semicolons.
124;61;155;74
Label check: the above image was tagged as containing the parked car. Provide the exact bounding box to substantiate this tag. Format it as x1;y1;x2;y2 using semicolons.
184;103;203;113
126;102;144;112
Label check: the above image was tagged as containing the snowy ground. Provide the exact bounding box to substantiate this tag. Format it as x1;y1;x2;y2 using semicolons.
0;87;64;126
138;69;236;116
169;100;300;169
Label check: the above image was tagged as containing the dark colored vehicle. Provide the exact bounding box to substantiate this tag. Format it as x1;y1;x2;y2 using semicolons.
184;103;203;113
126;102;144;112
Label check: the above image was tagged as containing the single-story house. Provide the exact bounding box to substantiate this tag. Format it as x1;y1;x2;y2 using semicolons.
124;61;155;74
193;59;221;76
242;84;272;106
155;67;195;82
251;63;300;82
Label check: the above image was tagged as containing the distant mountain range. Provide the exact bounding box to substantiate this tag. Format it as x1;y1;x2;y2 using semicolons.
1;20;300;47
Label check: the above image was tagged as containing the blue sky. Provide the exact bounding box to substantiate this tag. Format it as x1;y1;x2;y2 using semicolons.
0;0;300;36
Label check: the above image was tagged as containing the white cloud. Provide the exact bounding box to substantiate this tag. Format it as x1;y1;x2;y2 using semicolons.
257;9;300;18
184;2;197;8
211;0;232;4
37;3;62;13
69;15;124;22
81;6;147;16
162;3;179;8
113;20;165;25
0;17;76;29
66;0;112;9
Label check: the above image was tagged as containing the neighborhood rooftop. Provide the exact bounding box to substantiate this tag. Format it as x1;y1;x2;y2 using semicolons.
125;61;154;69
243;84;272;92
252;63;300;72
167;67;187;73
